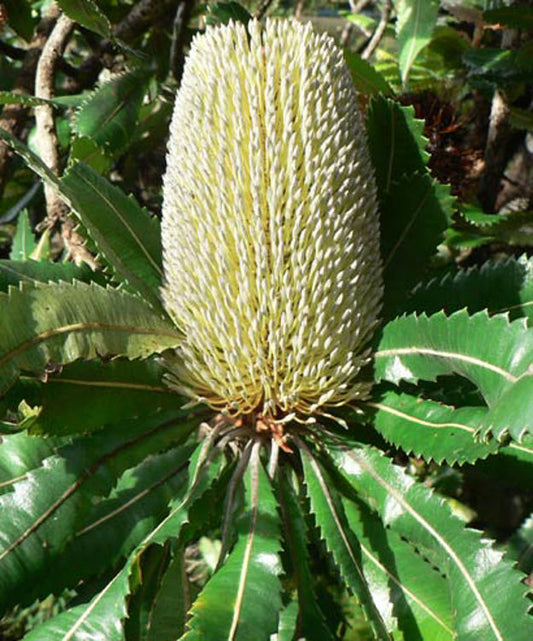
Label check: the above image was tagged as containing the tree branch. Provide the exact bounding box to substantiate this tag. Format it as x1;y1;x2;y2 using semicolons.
33;11;97;268
34;13;74;218
170;0;194;83
361;0;392;60
0;15;56;194
254;0;276;21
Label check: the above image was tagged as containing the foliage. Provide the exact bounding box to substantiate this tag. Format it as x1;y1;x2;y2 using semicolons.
0;1;532;641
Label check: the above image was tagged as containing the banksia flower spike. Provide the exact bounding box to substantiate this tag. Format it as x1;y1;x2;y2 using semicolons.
161;19;383;429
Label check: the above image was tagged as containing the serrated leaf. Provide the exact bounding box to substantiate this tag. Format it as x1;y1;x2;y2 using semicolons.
56;0;112;38
300;445;392;641
366;97;453;312
9;210;36;261
459;205;533;246
375;310;533;408
2;359;183;437
143;546;188;641
366;97;429;194
0;280;181;395
0;259;98;291
342;496;454;641
277;470;335;641
477;374;533;441
73;70;151;154
0;412;196;614
380;174;453;311
184;445;283;641
327;439;533;641
408;254;533;323
369;391;499;465
0;130;164;309
344;50;394;97
25;438;226;641
62;163;164;309
394;0;439;85
21;567;131;641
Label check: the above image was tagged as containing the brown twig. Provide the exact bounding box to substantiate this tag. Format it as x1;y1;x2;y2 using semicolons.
34;11;97;268
294;0;306;20
34;13;74;221
254;0;276;21
0;15;56;195
361;0;392;60
349;0;371;13
170;0;194;83
477;19;522;213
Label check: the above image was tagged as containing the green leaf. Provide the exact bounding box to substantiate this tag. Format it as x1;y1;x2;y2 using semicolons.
56;0;112;38
184;445;283;641
62;163;164;310
327;439;533;641
277;470;335;641
21;438;226;641
0;259;98;291
300;445;392;641
0;432;61;495
0;280;181;395
342;496;454;641
344;50;394;97
366;97;429;194
271;600;299;641
478;374;533;441
143;547;189;641
463;48;533;86
3;359;183;437
0;131;164;308
2;0;36;42
407;254;533;323
375;310;533;408
459;205;533;246
8;444;191;612
56;446;191;596
394;0;439;85
0;91;85;108
73;70;152;154
380;174;453;311
205;2;252;26
22;568;131;641
9;210;36;261
366;97;453;312
483;6;533;31
369;391;499;465
69;136;113;173
0;127;62;188
0;413;196;614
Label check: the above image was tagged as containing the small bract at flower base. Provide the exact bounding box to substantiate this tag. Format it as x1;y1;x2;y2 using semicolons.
161;19;383;442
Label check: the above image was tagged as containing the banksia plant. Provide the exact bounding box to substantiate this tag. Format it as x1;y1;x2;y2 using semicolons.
0;9;532;641
161;18;383;431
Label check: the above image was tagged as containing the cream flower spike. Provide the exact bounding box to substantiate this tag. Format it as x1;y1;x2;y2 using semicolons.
161;18;383;426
